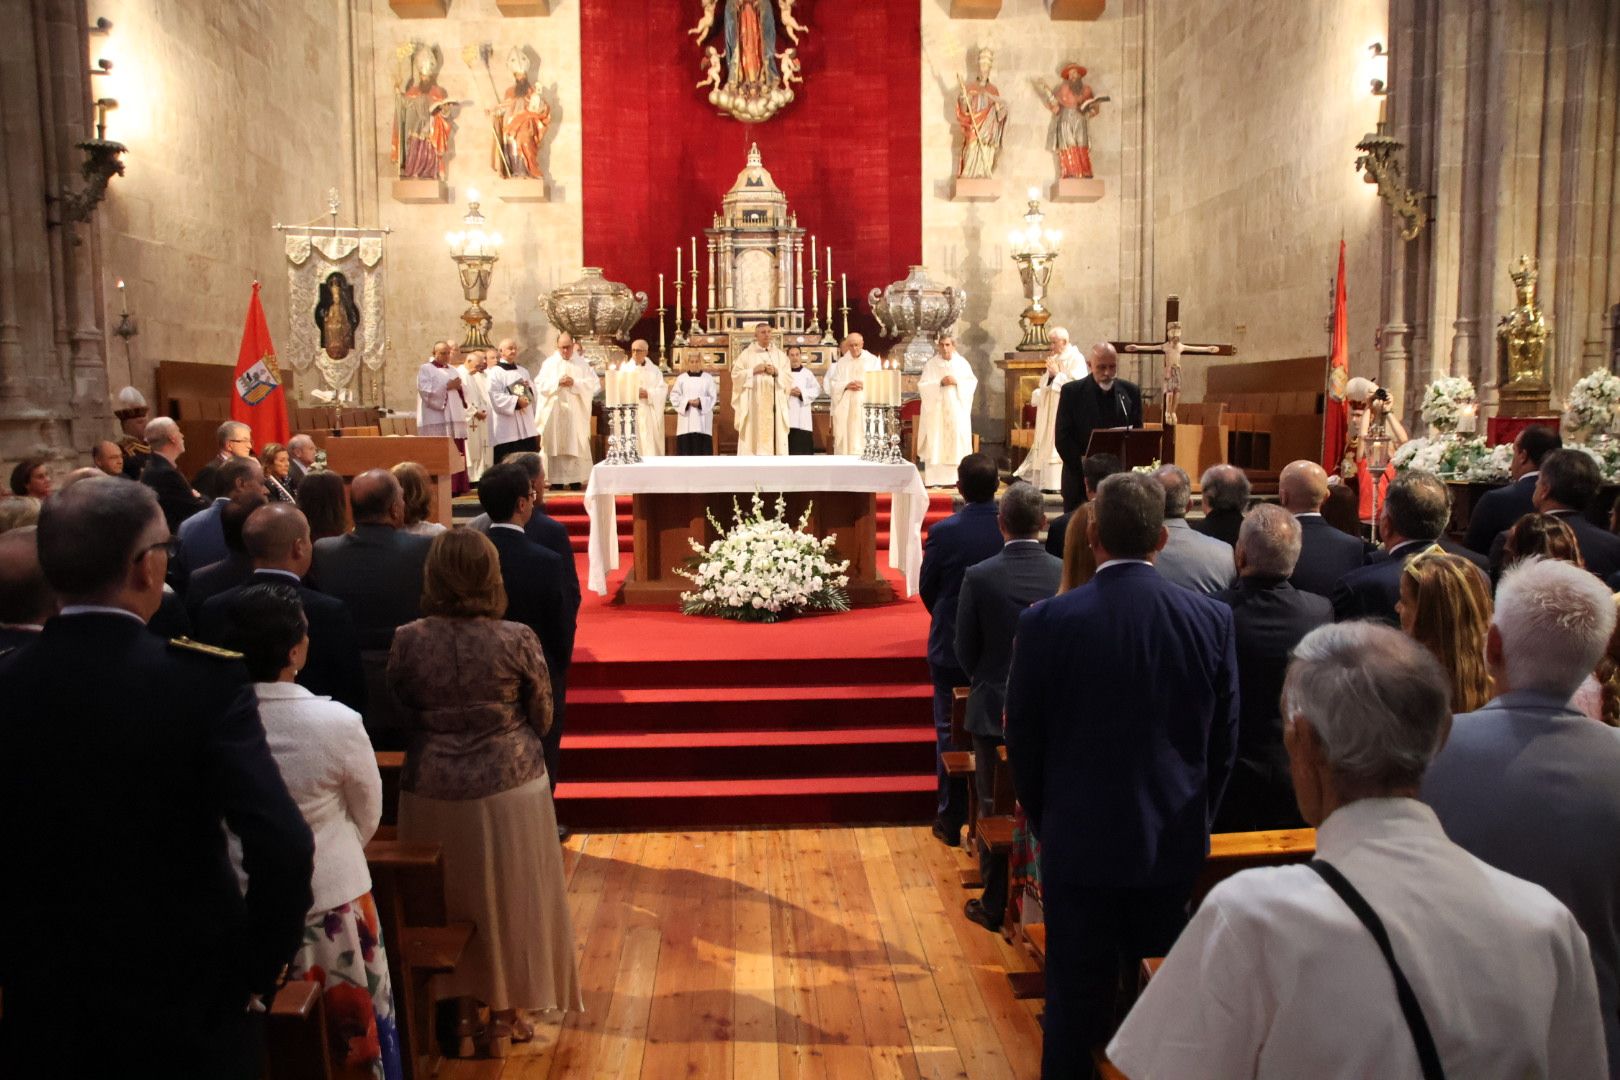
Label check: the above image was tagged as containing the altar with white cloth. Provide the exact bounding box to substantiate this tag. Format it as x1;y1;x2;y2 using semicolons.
584;457;929;606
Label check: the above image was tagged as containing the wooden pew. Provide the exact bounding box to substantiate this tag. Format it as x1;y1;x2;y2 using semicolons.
366;839;476;1080
1192;827;1316;907
942;685;975;881
376;751;404;840
265;980;333;1080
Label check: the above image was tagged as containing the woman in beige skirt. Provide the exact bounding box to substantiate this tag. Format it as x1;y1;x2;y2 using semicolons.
388;529;581;1048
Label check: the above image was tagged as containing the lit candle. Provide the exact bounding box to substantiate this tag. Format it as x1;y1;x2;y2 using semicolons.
841;272;848;310
659;272;665;310
676;245;682;281
825;246;832;289
116;278;128;316
1459;404;1477;434
810;235;818;276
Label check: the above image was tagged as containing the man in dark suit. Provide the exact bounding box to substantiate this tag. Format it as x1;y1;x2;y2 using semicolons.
0;527;54;656
1463;424;1560;554
919;453;1004;846
1044;453;1122;560
1332;470;1488;624
1278;459;1369;597
138;416;207;533
1213;505;1329;832
1054;343;1143;512
186;493;267;621
198;504;367;715
467;451;579;600
1489;447;1620;582
1192;464;1249;547
0;478;313;1078
955;482;1062;931
285;434;317;494
191;419;254;500
173;455;266;589
1006;471;1237;1074
311;469;432;748
480;463;579;825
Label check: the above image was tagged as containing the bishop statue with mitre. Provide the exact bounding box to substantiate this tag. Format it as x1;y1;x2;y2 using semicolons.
827;332;882;456
732;321;793;455
916;333;978;487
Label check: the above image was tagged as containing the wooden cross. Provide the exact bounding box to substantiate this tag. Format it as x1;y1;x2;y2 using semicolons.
1109;295;1236;424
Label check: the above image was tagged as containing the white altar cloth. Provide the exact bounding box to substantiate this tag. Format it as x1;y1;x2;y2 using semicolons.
584;456;930;598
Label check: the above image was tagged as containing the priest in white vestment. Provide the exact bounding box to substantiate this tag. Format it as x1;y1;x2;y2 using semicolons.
536;333;600;488
416;339;470;494
1014;326;1086;492
487;337;540;462
458;348;494;482
827;333;883;457
628;340;668;458
916;334;978;487
731;321;793;456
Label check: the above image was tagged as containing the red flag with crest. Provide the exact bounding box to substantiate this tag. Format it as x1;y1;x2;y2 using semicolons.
1323;240;1349;470
230;280;289;450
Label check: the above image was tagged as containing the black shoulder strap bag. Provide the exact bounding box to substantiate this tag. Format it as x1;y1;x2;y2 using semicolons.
1310;859;1446;1080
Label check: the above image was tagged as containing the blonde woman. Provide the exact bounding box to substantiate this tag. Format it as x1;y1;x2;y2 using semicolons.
389;460;445;537
1397;548;1494;712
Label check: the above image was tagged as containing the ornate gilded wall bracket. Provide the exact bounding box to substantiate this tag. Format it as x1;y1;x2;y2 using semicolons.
1355;126;1428;241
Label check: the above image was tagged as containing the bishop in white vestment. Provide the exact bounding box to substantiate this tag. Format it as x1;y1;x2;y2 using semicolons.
827;333;883;456
628;340;668;458
416;340;470;493
487;337;540;461
537;336;600;487
916;335;978;486
1014;327;1087;492
731;322;793;456
458;349;494;482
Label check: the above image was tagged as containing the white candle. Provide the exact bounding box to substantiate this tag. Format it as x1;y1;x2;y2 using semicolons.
841;273;848;310
676;246;682;281
825;246;832;288
690;238;699;312
810;235;817;276
1459;405;1477;434
658;272;665;310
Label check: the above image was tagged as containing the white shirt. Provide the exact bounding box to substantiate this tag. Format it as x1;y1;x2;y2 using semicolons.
245;682;381;913
670;372;717;436
1108;798;1605;1080
486;361;539;445
787;366;821;431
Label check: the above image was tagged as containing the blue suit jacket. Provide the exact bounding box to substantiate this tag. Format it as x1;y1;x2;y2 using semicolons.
1464;473;1538;553
1331;537;1488;625
955;541;1064;737
1423;690;1620;1072
918;500;1003;670
1005;562;1239;889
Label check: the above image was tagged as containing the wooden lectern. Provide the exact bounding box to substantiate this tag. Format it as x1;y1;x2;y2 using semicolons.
1086;427;1165;469
321;436;462;524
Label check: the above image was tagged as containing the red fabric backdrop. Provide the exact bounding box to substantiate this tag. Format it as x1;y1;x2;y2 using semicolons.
580;0;922;348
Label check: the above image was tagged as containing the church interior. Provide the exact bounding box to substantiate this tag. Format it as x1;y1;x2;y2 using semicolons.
3;0;1620;1077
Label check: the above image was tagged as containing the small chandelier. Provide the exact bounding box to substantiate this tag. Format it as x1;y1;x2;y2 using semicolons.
1008;188;1063;352
444;190;502;349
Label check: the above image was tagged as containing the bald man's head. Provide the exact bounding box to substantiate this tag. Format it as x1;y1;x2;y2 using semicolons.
93;441;124;476
0;527;56;626
350;469;403;526
1279;459;1330;513
244;503;311;559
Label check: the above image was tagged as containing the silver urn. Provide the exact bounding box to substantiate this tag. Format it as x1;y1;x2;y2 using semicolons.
542;267;649;370
869;265;966;373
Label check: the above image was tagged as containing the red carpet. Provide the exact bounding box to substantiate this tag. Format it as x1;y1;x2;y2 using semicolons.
549;491;956;829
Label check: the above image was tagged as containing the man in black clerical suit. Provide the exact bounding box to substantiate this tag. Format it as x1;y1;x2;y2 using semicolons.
479;462;579;809
199;504;367;715
0;478;313;1079
1054;342;1143;511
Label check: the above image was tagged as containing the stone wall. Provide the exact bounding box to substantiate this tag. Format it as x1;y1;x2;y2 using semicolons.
360;0;582;411
1144;0;1389;405
920;0;1138;444
92;0;349;398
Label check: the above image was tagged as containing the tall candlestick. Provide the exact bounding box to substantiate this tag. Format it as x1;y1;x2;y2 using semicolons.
690;239;699;319
826;277;834;331
794;237;804;326
707;238;717;317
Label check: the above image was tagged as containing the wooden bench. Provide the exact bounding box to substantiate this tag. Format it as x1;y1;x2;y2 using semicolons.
366;839;476;1080
265;980;333;1079
1193;827;1316;907
376;751;404;840
944;686;976;880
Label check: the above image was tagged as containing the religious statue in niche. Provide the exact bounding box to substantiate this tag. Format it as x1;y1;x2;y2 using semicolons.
689;0;811;123
1034;62;1109;180
955;47;1008;180
314;272;361;361
392;42;455;182
488;47;550;180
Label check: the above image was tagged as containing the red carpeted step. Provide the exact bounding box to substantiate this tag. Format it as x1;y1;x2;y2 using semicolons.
568;656;929;690
552;774;936;828
568;682;931;731
563;724;935;781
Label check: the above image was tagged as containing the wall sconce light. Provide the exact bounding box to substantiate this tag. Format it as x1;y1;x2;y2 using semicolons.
113;278;138;342
1354;42;1428;241
1366;42;1388;96
52;21;127;227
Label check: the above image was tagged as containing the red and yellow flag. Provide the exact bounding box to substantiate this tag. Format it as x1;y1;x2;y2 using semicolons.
1323;240;1349;470
231;280;289;450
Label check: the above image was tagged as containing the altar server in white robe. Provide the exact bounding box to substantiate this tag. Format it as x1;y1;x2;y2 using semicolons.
828;333;883;456
458;349;494;482
537;333;600;488
917;334;978;487
417;339;471;494
1014;326;1086;493
785;346;822;456
731;321;793;456
628;339;668;458
487;337;540;461
670;352;717;455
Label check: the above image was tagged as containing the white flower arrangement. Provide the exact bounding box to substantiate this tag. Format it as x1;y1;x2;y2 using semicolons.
1562;371;1620;441
678;491;851;623
1420;376;1477;434
1392;434;1494;479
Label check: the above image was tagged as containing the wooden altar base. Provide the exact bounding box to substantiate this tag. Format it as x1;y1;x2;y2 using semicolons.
623;490;894;607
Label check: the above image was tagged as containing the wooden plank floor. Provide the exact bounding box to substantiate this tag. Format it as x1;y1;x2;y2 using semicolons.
462;826;1044;1080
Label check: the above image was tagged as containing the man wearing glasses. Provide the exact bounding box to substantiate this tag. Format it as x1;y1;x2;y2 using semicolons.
192;421;256;501
0;477;314;1078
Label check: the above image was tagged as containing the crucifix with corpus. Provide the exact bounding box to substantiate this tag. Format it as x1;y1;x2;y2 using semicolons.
1111;296;1236;425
